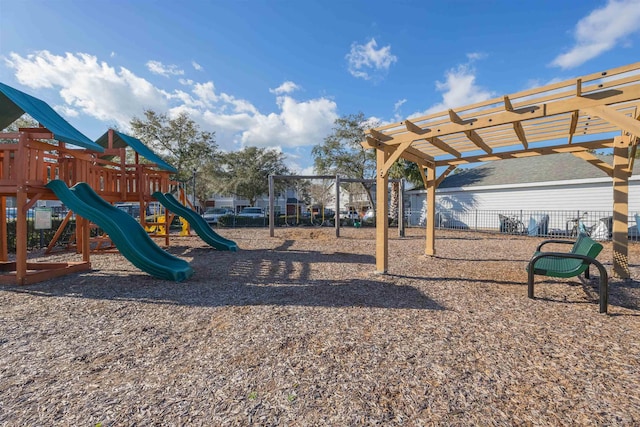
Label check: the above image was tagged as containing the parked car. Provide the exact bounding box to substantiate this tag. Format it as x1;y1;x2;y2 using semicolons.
202;207;234;224
238;207;265;218
339;209;360;220
5;207;35;220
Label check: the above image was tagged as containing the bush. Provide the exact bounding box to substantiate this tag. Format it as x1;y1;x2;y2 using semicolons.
5;218;76;252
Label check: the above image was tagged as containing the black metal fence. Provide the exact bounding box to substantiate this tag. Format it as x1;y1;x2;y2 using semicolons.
6;208;640;253
3;218;77;252
404;209;640;242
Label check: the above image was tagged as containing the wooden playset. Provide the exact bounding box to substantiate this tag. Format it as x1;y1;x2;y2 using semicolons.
0;83;177;284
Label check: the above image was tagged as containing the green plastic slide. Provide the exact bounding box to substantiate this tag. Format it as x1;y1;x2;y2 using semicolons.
46;180;194;281
152;192;239;252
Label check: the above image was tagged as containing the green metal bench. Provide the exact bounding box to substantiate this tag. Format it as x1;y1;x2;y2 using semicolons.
527;233;608;313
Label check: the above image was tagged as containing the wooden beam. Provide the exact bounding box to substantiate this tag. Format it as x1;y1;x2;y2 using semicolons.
576;78;582;97
503;95;514;111
505;95;528;148
513;121;528;149
417;165;428;189
464;130;493;154
404;119;428;135
375;62;640;135
380;140;413;177
363;136;432;167
568;110;579;144
570;151;613;177
378;83;640;146
583;105;640;138
369;128;393;142
405;147;434;165
448;109;492;153
448;109;464;124
436;165;456;187
430;137;461;157
404;119;460;158
628;136;638;174
362;136;379;149
436;138;614;166
628;110;639;174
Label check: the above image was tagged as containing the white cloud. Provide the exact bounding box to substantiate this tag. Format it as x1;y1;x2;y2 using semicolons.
5;51;170;128
4;50;339;156
394;99;407;112
234;95;338;149
269;81;301;95
192;61;203;71
146;60;185;77
110;51;116;58
466;52;487;61
55;105;79;117
550;0;640;69
346;38;397;81
193;81;218;105
412;63;494;117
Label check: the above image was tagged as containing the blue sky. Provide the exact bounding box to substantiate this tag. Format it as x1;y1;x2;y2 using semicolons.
1;0;639;174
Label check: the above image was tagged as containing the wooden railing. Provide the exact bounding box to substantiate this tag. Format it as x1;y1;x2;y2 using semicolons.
0;133;171;201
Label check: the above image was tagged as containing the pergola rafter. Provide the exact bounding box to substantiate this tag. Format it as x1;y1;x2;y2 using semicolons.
363;62;640;283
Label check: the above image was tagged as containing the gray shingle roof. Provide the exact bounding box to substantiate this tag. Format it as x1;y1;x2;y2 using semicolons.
439;153;639;189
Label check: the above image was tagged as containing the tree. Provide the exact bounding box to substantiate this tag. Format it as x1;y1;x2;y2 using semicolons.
1;114;40;143
312;113;377;208
130;109;218;183
213;146;290;206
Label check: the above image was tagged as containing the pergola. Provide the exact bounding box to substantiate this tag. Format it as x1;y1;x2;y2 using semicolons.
362;62;640;279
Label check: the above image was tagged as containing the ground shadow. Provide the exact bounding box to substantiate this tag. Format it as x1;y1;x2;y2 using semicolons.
3;244;444;311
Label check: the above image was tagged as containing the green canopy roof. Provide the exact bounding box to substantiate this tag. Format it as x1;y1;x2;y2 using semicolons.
95;130;177;173
0;82;104;152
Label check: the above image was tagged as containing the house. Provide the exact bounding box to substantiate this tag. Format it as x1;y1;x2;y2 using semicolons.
406;153;640;232
206;178;375;216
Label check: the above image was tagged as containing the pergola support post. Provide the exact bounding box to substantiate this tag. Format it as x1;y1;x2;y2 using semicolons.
398;178;405;237
426;166;436;256
376;149;389;273
612;136;631;279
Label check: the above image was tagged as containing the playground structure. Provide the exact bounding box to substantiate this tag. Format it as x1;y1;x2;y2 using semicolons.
363;61;640;282
0;82;233;284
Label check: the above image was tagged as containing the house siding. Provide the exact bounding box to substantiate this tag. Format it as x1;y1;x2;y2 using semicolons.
408;177;640;230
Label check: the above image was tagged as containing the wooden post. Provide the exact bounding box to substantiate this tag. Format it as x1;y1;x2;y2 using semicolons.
376;149;389;273
81;216;90;263
425;165;436;256
0;196;6;262
269;174;275;237
612;137;630;278
398;178;405;237
15;189;28;284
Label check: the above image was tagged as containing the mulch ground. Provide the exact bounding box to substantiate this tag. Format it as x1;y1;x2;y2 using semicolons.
1;227;638;425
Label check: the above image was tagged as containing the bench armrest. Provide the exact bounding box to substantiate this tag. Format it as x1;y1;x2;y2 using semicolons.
535;239;575;252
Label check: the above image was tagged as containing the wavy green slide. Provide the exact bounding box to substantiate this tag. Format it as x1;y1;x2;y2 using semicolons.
46;180;194;281
152;192;239;252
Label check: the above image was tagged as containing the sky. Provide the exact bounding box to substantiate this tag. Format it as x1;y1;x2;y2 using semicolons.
1;0;640;174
